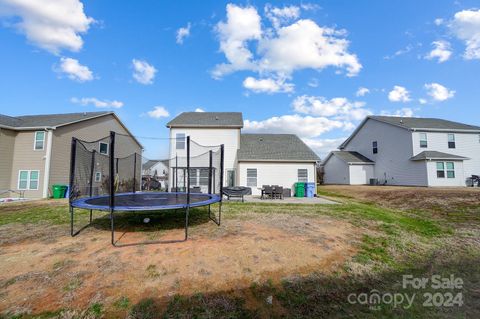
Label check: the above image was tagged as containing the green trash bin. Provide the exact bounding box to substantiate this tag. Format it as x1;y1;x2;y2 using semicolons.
52;185;68;199
295;182;305;197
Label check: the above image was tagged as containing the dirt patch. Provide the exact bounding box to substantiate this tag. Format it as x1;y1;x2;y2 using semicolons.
0;212;359;316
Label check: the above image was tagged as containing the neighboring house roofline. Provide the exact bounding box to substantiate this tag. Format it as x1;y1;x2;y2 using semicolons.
322;151;375;165
166;112;244;128
410;151;469;161
238;159;318;163
339;116;480;149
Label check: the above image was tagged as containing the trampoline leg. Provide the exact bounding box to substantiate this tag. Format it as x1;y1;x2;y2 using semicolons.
89;210;93;223
110;209;115;246
218;202;222;226
208;205;211;219
70;206;74;236
184;206;190;241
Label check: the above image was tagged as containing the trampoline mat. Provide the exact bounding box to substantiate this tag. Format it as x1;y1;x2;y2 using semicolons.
71;192;220;211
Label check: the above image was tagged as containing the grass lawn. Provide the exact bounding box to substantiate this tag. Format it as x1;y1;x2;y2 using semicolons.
0;186;479;318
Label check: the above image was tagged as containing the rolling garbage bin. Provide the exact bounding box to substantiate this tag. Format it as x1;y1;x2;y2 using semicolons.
52;185;68;199
305;182;315;198
295;182;305;197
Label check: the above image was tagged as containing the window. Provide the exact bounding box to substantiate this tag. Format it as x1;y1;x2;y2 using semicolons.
298;169;308;182
372;141;378;154
246;169;257;187
99;142;108;155
34;131;45;150
18;170;39;190
436;162;445;178
436;162;455;179
188;168;210;186
446;162;455;178
448;133;455;149
176;133;185;150
419;133;428;148
95;172;101;182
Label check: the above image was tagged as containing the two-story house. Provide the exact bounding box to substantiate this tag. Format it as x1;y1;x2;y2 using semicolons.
0;112;142;199
166;112;319;195
322;116;480;186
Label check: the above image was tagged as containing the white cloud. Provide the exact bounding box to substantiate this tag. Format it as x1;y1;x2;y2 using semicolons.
434;18;444;26
302;137;346;159
244;114;346;138
424;83;455;101
449;9;480;59
243;76;294;93
264;4;300;29
425;40;452;63
212;4;361;85
419;98;427;105
384;44;414;60
132;59;157;85
388;85;411;102
147;106;169;119
292;95;371;121
307;78;319;87
380;107;415;117
176;23;191;44
71;97;123;108
0;0;94;54
194;108;205;112
56;57;93;82
356;87;370;97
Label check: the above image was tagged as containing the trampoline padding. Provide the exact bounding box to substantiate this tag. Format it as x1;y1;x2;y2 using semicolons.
71;192;221;211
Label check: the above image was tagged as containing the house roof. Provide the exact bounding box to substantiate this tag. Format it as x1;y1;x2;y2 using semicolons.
143;160;160;170
330;151;375;164
340;115;480;149
166;112;243;128
410;151;469;161
237;134;319;162
0;111;143;149
0;111;112;129
370;115;480;131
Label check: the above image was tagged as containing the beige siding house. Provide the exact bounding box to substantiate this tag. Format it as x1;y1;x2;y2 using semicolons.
0;112;142;199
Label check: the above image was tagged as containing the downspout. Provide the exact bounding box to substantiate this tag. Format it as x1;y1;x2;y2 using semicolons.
42;129;53;198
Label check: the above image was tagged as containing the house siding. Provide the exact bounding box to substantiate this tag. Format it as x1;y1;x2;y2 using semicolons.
9;130;47;198
344;119;428;186
169;127;240;187
412;131;480;183
0;128;16;196
238;161;315;196
426;160;465;186
49;114;142;195
323;155;350;184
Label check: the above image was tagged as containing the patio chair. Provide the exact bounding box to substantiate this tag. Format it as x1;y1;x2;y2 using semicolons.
262;185;273;199
274;186;283;199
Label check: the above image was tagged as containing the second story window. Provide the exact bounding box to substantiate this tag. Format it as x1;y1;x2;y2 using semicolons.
419;133;428;148
99;142;109;155
372;141;378;154
448;133;455;149
34;131;45;150
176;133;185;150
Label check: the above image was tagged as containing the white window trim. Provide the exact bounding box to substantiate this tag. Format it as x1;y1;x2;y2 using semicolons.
34;131;45;150
419;133;428;148
18;170;40;190
246;168;257;187
95;172;102;182
99;142;109;155
176;133;186;150
298;169;308;182
436;162;455;179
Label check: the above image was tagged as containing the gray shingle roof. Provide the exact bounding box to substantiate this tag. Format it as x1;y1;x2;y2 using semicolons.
0;111;112;129
410;151;469;161
332;151;374;164
370;116;480;131
143;160;160;170
238;134;319;161
166;112;243;128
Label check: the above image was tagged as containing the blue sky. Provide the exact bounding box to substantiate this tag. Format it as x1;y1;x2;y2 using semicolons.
1;0;480;159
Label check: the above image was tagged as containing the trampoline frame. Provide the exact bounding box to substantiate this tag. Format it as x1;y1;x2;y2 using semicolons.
69;131;225;246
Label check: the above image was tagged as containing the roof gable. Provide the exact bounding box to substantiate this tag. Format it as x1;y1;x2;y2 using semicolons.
0;111;112;129
166;112;243;128
238;134;319;162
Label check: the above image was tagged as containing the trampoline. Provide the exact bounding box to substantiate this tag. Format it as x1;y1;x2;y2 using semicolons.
69;131;224;246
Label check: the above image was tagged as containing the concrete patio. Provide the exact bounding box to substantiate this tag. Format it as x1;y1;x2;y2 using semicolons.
226;195;338;204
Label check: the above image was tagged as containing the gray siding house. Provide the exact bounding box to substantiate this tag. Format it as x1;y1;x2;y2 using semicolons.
323;116;480;186
0;112;142;199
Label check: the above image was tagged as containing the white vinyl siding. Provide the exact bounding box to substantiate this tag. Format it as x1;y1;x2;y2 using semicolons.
246;169;257;187
426;160;464;186
323;155;350;184
297;169;308;182
18;170;39;190
34;131;45;150
239;162;315;195
176;133;186;150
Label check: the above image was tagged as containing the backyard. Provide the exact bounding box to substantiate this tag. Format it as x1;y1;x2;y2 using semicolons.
0;186;479;318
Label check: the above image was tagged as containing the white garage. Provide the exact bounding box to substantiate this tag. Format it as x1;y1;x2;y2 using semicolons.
322;151;374;185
